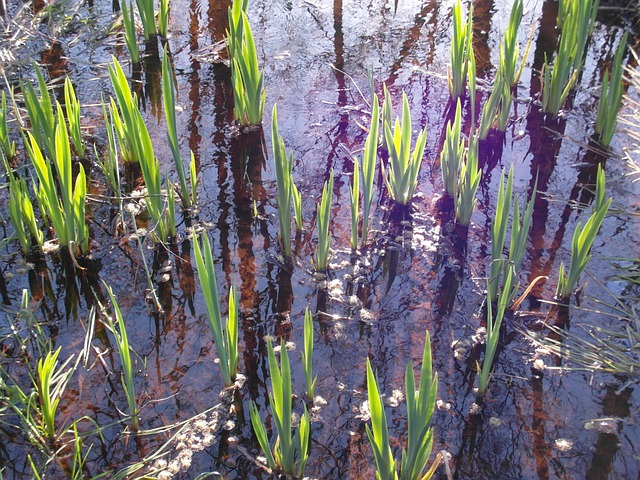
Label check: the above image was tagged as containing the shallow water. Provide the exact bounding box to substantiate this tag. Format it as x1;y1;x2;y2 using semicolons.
1;0;639;478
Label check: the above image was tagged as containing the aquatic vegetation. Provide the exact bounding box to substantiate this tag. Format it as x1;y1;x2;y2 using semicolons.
366;333;440;480
26;117;88;256
193;233;239;387
302;308;317;400
121;0;140;64
134;0;157;40
382;92;427;206
440;100;464;197
595;32;627;147
499;0;524;88
63;77;84;158
36;347;75;442
487;166;535;303
0;90;16;160
315;169;334;271
271;104;295;258
230;12;266;127
448;0;473;100
250;338;310;477
97;97;122;204
6;163;42;253
477;266;516;396
103;285;139;432
366;358;397;480
542;0;599;116
226;0;249;61
556;166;611;302
162;47;192;208
21;65;56;156
478;76;512;140
455;136;481;226
350;152;360;251
292;180;303;232
158;0;169;38
360;95;380;248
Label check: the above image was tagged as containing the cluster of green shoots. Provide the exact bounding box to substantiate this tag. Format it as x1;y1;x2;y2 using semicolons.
595;32;628;147
109;57;177;242
448;0;473;100
366;331;441;480
382;92;428;206
271;105;303;259
193;233;239;387
541;0;599;116
439;101;481;226
250;337;310;477
556;165;611;302
121;0;170;63
227;0;266;127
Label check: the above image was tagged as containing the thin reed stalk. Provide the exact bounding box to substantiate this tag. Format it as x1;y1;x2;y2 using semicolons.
0;90;16;159
477;266;515;396
361;95;379;249
488;167;513;303
382;92;427;206
103;284;139;432
6;163;43;253
350;154;359;251
315;169;334;271
193;233;238;386
250;338;310;477
22;65;56;155
158;0;169;38
162;47;191;208
302;308;317;400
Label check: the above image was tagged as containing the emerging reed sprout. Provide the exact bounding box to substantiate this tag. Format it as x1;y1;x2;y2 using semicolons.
455;136;481;226
499;0;524;88
315;169;334;271
366;331;440;480
302;308;317;400
36;347;75;442
595;32;627;147
22;65;56;155
110;57;175;241
365;358;396;480
6;163;43;253
158;0;169;38
26;116;88;256
556;166;611;302
292;181;303;232
121;0;140;64
134;0;157;40
477;266;515;396
487;167;535;302
230;11;266;127
360;95;379;249
193;233;239;387
103;285;139;432
478;76;512;140
63;77;85;158
0;90;16;160
542;0;599;116
271;105;295;258
448;0;473;100
162;47;192;208
441;100;464;197
350;154;359;251
250;338;310;477
382;92;427;206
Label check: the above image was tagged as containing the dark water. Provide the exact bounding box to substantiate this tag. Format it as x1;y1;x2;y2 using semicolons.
1;0;639;478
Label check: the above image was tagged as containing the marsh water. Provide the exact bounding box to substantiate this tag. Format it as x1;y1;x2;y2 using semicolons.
1;0;639;478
